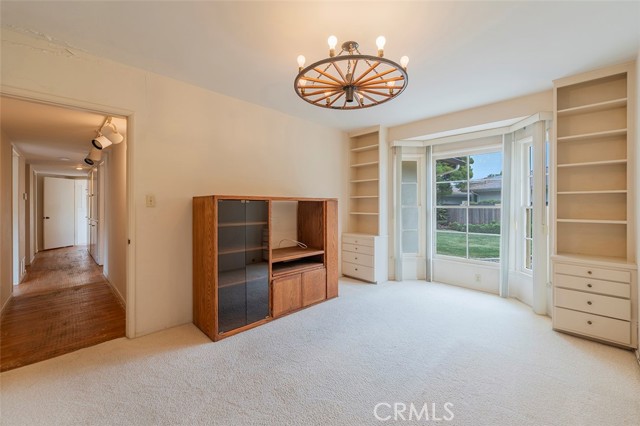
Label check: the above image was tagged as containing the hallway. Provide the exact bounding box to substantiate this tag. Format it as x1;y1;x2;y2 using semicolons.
1;246;125;372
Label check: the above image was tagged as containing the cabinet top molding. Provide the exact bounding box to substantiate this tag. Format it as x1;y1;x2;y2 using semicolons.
193;195;338;202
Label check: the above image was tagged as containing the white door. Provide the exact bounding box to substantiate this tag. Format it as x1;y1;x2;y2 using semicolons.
75;179;88;245
43;177;75;250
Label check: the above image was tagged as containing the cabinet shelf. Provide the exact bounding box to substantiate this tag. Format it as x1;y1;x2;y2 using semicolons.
557;190;627;195
351;161;379;168
557;98;627;117
557;128;627;142
218;221;268;228
557;219;627;225
349;212;379;216
271;246;324;263
350;178;379;183
557;159;627;168
351;144;379;152
219;245;267;255
219;266;269;288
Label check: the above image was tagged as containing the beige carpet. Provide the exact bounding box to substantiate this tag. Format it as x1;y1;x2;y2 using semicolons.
1;280;639;425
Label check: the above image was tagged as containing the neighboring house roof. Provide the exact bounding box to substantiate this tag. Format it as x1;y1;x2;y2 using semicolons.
469;176;502;193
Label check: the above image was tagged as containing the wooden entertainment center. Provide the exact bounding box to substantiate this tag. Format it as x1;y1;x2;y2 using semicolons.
192;196;338;341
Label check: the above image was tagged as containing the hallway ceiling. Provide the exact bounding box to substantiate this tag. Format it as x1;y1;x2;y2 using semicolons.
1;1;639;132
0;96;125;177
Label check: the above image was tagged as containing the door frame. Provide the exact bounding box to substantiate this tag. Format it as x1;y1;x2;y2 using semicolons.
1;86;136;338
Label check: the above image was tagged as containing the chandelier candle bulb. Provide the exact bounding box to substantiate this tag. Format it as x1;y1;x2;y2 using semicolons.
401;55;409;69
376;36;386;57
328;35;338;57
297;55;306;70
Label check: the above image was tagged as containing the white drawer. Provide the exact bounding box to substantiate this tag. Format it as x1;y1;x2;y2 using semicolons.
343;235;374;247
343;261;375;282
343;243;374;256
342;251;374;267
554;263;630;283
554;274;630;298
554;288;630;321
554;307;630;345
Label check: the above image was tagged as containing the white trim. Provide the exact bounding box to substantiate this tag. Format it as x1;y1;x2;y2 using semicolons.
1;85;136;339
107;278;126;309
391;112;553;148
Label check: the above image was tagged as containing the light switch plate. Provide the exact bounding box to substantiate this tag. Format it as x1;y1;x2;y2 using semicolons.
145;194;156;207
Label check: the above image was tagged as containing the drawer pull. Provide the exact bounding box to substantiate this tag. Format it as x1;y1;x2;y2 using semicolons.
587;320;592;325
355;268;358;271
587;270;592;275
587;301;592;305
355;257;358;260
587;283;592;288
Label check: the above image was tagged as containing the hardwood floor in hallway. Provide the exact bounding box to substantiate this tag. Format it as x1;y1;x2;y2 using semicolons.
1;246;125;372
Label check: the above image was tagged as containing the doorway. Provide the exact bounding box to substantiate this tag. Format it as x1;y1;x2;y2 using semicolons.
0;95;129;371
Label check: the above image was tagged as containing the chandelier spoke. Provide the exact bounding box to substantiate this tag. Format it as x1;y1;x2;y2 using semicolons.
301;76;342;86
331;62;347;85
359;91;379;104
359;75;405;87
357;68;396;86
358;88;394;98
313;68;345;86
328;91;345;107
352;61;381;85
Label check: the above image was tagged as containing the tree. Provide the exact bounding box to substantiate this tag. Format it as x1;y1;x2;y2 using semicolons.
436;157;474;199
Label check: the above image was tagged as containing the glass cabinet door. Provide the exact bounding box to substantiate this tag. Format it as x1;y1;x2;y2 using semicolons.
217;199;269;334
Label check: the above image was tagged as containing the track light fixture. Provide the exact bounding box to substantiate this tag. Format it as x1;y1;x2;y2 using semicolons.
92;135;112;150
101;119;124;145
84;147;102;166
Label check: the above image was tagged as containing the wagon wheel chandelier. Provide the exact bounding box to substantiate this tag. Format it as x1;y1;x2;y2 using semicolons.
294;36;409;110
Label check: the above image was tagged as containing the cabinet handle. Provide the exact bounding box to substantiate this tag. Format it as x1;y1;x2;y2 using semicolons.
587;320;592;325
587;301;592;305
355;257;358;260
587;270;592;275
355;268;358;271
587;283;592;288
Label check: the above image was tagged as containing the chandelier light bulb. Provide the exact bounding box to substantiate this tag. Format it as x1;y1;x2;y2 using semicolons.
400;55;409;69
297;55;306;70
387;81;395;94
376;36;386;57
328;35;338;57
299;78;307;94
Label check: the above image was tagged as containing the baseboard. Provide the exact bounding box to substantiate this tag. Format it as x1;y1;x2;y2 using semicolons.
1;294;13;318
106;280;126;309
635;349;640;369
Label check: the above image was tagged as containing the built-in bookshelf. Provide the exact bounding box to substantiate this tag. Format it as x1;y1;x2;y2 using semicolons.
551;62;637;349
345;127;388;284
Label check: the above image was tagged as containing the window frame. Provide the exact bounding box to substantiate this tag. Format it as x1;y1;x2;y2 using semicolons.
432;146;503;264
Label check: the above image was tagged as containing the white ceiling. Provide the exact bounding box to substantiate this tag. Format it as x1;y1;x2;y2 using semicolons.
1;1;639;133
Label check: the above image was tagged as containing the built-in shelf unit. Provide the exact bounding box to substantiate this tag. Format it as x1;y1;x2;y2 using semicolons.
345;127;388;283
551;62;637;349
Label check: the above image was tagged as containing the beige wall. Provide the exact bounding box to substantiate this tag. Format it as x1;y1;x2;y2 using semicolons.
1;131;13;310
0;28;346;336
636;55;639;350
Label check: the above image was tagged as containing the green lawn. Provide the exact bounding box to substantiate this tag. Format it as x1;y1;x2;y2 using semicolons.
436;231;500;261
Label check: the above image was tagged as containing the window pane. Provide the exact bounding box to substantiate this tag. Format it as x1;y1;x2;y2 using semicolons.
436;182;469;206
402;207;419;230
402;161;417;183
525;208;533;238
469;234;500;261
402;183;417;206
467;208;501;234
436;208;466;232
436;157;468;182
436;231;466;258
525;238;533;270
470;152;502;206
403;230;419;254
